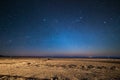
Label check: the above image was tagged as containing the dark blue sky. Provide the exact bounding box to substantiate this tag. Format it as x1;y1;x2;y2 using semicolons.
0;0;120;56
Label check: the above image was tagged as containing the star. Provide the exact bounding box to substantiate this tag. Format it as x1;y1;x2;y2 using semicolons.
42;18;47;22
79;17;83;19
103;21;107;24
25;36;31;39
110;18;113;20
54;19;59;23
8;40;13;43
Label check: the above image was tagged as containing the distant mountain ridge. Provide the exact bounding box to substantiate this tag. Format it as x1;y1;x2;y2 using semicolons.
0;55;120;59
0;55;4;57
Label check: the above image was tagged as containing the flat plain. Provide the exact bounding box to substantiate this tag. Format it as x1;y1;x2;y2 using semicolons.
0;58;120;80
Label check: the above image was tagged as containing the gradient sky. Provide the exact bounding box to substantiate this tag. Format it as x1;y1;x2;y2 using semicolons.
0;0;120;56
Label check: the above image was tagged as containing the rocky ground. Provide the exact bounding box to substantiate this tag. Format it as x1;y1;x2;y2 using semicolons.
0;58;120;80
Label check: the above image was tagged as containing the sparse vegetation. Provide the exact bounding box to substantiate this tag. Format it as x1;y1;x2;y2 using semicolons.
0;58;120;80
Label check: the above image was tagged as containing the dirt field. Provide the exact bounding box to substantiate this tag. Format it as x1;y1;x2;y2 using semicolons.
0;58;120;80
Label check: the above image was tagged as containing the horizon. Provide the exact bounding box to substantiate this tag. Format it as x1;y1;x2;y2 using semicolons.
0;51;120;57
0;55;120;59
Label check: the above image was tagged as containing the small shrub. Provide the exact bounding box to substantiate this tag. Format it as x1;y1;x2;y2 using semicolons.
87;65;94;69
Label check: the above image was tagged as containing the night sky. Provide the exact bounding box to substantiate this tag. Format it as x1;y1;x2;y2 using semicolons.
0;0;120;56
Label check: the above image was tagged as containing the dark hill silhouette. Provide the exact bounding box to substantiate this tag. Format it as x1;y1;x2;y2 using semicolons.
0;55;4;57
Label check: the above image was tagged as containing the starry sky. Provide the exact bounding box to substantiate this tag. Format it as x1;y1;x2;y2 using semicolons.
0;0;120;56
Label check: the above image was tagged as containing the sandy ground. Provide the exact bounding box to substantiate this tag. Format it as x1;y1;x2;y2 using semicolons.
0;58;120;80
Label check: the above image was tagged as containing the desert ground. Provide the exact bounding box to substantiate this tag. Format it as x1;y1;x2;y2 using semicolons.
0;58;120;80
